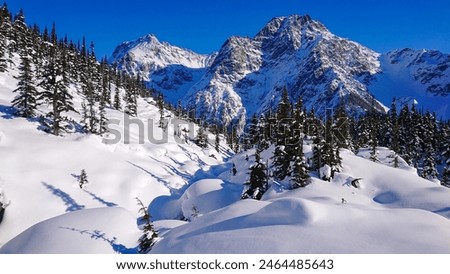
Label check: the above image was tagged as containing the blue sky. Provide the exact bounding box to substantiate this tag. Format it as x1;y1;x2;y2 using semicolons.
7;0;450;58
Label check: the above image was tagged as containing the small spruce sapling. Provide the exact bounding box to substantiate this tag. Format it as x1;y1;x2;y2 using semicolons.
78;169;88;189
136;198;158;253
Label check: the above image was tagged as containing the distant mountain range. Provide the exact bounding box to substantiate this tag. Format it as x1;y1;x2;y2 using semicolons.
110;15;450;126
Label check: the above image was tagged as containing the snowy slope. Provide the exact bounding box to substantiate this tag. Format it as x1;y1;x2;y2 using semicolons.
150;149;450;254
0;60;227;252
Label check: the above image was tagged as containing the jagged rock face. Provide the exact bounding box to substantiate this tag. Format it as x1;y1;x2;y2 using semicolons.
110;15;450;126
383;49;450;96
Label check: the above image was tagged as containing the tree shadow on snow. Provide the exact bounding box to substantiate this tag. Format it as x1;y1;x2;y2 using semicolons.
42;182;85;212
59;227;138;254
0;104;16;119
83;190;118;207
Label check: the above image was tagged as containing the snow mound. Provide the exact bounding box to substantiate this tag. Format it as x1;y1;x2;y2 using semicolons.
180;179;242;220
247;198;325;225
0;207;140;254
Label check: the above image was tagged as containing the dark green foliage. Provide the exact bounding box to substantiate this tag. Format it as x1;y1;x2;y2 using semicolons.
12;54;37;118
78;169;88;189
195;123;208;148
136;198;158;254
38;49;75;136
242;161;268;200
291;140;310;189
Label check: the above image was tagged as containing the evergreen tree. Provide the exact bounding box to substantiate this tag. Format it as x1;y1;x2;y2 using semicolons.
78;169;88;189
113;88;121;110
195;123;208;148
12;9;31;54
136;198;158;254
98;94;108;134
12;53;38;118
272;88;293;180
333;100;352;150
242;161;268;200
290;139;310;189
156;94;165;128
421;142;438;180
0;5;11;72
439;123;450;186
38;48;75;136
214;126;220;152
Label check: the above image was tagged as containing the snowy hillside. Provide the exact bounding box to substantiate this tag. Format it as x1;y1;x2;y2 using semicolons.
0;59;227;252
111;15;450;127
1;7;450;254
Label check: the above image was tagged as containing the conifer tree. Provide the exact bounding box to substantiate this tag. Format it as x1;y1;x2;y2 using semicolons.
98;94;108;134
242;161;268;200
214;127;220;152
291;139;310;189
12;53;38;118
421;142;438;180
156;94;165;128
136;198;158;254
333;100;352;150
0;5;11;72
124;79;137;117
38;48;75;136
113;88;121;110
78;169;88;189
272;88;293;180
0;33;7;72
195;123;208;148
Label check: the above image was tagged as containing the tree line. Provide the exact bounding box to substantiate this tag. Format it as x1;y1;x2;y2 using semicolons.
0;5;154;136
240;88;450;199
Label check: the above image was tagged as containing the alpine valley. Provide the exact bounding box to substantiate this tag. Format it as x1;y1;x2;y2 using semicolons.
111;14;450;128
1;6;450;255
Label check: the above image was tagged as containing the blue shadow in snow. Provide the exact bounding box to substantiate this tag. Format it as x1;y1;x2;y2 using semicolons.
60;227;138;254
0;104;16;119
83;190;118;207
42;182;85;212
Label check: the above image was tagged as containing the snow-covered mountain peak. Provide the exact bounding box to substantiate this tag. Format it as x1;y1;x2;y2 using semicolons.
110;14;450;125
110;34;214;81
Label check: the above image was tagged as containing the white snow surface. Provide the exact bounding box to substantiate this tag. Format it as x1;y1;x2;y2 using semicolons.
1;56;450;253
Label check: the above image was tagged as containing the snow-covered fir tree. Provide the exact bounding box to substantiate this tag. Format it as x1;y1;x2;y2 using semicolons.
78;169;88;189
38;48;75;136
242;161;268;200
195;123;208;148
12;53;37;118
272;88;293;180
136;198;158;254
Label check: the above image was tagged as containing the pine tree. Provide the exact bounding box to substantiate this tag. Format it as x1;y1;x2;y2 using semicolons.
124;78;137;117
242;161;268;200
0;5;11;72
272;88;293;180
12;9;31;54
333;100;352;150
98;94;108;134
38;48;75;136
12;53;38;118
195;123;208;148
156;94;165;128
78;169;88;189
214;127;220;152
421;142;438;180
291;139;310;189
136;198;158;254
